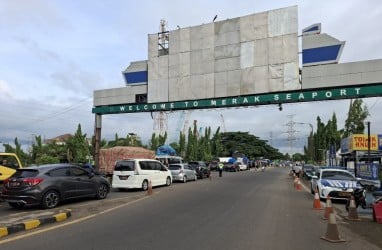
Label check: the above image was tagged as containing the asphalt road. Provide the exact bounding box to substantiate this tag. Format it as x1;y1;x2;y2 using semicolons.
0;168;380;250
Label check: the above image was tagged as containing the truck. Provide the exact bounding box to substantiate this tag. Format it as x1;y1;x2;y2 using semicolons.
98;146;155;178
0;153;23;183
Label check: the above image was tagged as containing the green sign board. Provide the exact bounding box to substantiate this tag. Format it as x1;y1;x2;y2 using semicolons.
92;84;382;115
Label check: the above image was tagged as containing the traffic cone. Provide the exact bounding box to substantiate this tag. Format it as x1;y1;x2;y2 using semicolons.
321;212;346;243
345;196;360;221
323;196;334;220
293;175;298;188
313;188;323;210
295;178;302;190
147;180;153;196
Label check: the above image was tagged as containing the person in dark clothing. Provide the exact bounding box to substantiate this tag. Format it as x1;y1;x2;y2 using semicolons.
218;162;224;177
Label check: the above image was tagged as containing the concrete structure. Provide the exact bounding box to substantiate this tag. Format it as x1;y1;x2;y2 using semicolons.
91;5;382;169
302;59;382;89
94;6;299;107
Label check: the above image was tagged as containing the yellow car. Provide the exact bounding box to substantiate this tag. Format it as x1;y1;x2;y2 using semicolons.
0;153;23;182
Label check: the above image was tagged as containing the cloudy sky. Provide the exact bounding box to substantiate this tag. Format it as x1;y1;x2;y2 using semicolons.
1;0;381;154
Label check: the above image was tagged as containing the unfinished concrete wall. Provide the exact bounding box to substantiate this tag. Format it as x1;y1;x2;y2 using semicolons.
146;6;299;103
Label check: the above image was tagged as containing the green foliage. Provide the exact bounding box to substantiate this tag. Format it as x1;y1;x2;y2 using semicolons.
66;124;90;163
149;133;159;150
35;155;60;165
343;99;369;138
8;99;370;167
2;138;31;166
292;153;305;162
220;132;283;160
105;133;143;148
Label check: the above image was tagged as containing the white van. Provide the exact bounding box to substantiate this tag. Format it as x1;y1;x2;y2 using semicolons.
112;159;172;191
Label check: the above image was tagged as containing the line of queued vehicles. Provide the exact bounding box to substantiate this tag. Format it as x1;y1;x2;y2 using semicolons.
292;163;382;211
0;155;251;210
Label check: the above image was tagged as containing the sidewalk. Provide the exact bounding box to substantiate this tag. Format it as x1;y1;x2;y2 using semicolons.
299;177;382;247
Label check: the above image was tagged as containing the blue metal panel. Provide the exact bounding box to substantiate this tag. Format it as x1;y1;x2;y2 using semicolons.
304;26;319;33
302;45;341;64
123;71;148;84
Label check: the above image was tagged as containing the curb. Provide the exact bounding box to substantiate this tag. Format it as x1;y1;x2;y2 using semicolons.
0;209;71;238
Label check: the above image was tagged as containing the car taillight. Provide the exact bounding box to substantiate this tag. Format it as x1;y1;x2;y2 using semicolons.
23;178;43;186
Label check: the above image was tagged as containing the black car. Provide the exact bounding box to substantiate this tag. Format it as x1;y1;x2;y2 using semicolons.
0;163;110;209
188;161;210;179
302;164;317;180
208;161;219;171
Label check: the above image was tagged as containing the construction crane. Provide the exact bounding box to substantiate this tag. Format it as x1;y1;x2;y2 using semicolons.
182;111;192;135
153;111;168;137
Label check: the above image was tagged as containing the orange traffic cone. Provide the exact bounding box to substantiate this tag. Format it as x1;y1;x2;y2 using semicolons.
147;180;153;196
313;188;323;210
345;196;360;221
323;196;334;220
295;178;302;190
321;212;346;243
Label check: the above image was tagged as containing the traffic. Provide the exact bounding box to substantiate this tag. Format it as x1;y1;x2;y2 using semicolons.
1;166;381;249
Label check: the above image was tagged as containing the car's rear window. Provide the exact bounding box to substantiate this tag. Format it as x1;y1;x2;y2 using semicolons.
12;169;39;178
321;171;354;180
168;165;181;170
114;161;135;171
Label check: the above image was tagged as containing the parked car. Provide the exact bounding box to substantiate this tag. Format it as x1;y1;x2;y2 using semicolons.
224;162;240;172
168;163;197;183
311;167;358;200
236;162;249;171
188;161;210;179
112;159;172;191
0;163;110;209
302;164;316;180
208;161;219;171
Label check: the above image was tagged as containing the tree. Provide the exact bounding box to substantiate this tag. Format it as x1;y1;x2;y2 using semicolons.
314;116;326;163
149;133;159;150
66;124;90;163
211;127;223;157
343;99;369;138
219;132;283;160
3;138;31;166
178;132;186;158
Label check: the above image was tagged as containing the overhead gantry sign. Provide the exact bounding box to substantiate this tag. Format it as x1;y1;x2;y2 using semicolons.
92;85;382;114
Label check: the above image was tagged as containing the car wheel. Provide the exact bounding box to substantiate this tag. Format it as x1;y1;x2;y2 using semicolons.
166;177;172;186
8;202;25;209
183;176;187;183
96;183;109;199
142;180;149;191
199;174;203;179
41;190;60;209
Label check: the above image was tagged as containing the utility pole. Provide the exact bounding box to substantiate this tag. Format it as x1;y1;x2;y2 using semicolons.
285;115;298;154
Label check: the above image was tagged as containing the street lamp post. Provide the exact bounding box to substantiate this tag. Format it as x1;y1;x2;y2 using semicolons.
366;121;371;164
